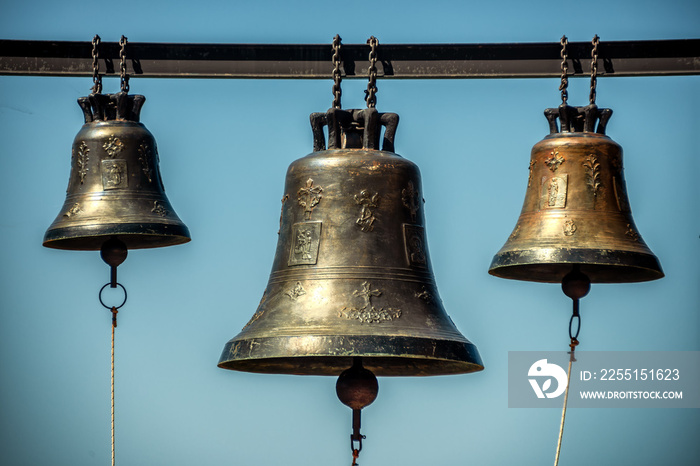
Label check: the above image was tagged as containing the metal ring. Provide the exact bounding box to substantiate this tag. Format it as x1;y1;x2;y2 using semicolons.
99;283;127;310
569;314;581;340
351;438;363;453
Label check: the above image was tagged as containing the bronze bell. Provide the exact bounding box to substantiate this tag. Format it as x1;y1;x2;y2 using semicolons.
43;92;190;250
219;108;483;376
489;104;663;283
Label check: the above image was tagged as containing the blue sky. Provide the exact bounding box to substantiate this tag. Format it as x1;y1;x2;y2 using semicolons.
1;1;699;465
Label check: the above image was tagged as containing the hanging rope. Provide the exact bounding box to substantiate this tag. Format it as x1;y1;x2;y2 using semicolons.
554;347;576;466
99;286;125;466
351;447;360;466
554;267;589;466
110;306;118;466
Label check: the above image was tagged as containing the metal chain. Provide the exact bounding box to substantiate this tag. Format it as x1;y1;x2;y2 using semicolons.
589;35;600;104
553;350;575;466
559;35;569;104
91;35;102;94
569;304;581;346
332;35;342;109
364;36;379;108
119;36;129;94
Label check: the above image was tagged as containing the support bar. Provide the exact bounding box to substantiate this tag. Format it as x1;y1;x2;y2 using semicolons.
1;39;698;79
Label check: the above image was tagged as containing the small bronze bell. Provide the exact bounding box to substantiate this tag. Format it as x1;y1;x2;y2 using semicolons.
219;107;483;376
43;92;190;250
489;103;663;283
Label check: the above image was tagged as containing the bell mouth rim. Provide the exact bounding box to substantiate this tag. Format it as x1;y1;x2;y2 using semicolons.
218;334;484;377
43;223;191;251
489;248;664;284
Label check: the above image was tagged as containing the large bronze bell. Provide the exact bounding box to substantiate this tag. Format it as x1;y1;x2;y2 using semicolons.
489;104;663;283
219;108;483;376
43;92;190;250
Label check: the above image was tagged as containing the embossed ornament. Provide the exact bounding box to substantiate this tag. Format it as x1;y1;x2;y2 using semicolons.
545;150;565;172
339;282;401;324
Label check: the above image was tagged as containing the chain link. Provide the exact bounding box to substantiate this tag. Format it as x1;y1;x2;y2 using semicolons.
364;36;379;108
559;35;568;104
91;35;102;94
589;35;600;105
119;36;129;94
332;35;342;109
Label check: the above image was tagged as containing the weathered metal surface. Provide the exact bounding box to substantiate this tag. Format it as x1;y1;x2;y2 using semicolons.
1;39;698;78
218;108;483;376
43;92;191;250
489;103;664;283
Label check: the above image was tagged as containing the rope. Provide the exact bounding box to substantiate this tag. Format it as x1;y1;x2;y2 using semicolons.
111;306;117;466
351;448;360;466
553;351;574;466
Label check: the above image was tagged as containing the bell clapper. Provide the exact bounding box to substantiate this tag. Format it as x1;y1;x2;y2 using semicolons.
336;357;379;465
101;237;128;289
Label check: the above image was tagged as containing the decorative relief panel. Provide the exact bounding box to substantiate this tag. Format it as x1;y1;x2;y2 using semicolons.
63;203;82;218
151;201;168;217
339;281;402;324
583;154;601;196
75;142;89;184
401;181;420;222
137;143;154;183
103;137;124;158
625;224;640;241
527;160;536;187
545;150;565;172
563;219;577;236
354;190;379;232
285;281;306;300
101;160;128;190
288;221;322;266
297;178;323;220
414;286;434;304
403;224;427;267
540;175;568;209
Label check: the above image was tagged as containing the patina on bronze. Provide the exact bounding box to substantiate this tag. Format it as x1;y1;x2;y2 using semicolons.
218;107;483;376
43;92;190;250
489;103;663;283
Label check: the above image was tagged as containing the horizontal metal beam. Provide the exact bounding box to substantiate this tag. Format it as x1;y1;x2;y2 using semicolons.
1;39;699;79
